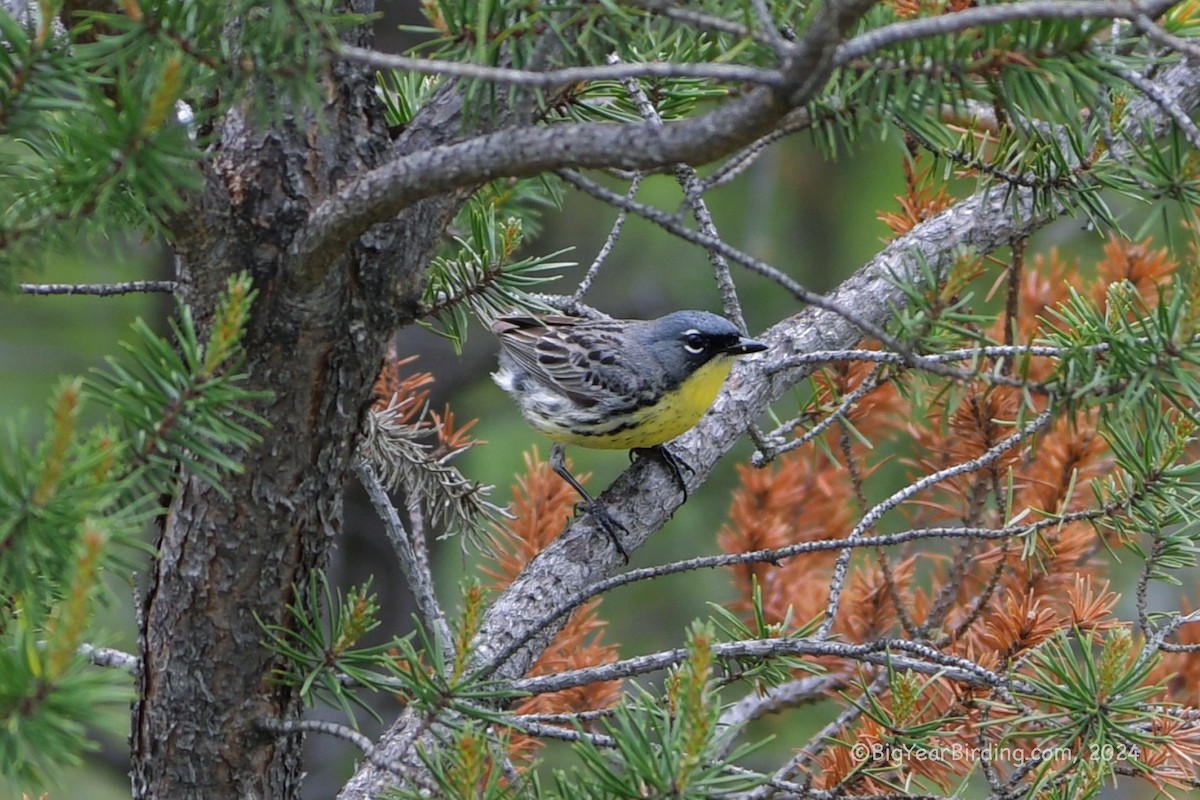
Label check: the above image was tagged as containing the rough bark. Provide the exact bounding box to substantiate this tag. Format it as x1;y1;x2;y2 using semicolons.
126;10;469;799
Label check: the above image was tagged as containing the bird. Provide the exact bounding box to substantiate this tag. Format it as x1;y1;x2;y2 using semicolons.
491;310;767;558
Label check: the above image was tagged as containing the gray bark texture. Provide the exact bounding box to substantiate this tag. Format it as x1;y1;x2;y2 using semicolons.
127;6;470;798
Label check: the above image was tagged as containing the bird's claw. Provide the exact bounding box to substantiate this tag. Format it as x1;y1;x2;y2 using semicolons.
579;499;629;563
552;443;630;562
632;445;694;501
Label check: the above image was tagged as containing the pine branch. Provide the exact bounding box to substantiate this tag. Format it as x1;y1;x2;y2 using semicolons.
715;674;842;744
509;637;1015;698
834;0;1182;65
357;397;504;546
303;0;1188;294
818;409;1055;638
84;275;264;493
290;0;878;288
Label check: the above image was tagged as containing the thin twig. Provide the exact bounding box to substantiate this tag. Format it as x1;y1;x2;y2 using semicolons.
486;713;618;747
749;0;792;58
697;113;810;193
742;673;888;799
338;44;783;88
1003;237;1026;361
354;461;455;669
754;363;887;466
1133;12;1200;61
817;408;1056;639
715;674;842;755
573;172;643;305
1140;609;1200;669
78;643;139;672
1135;534;1162;645
834;0;1181;66
257;717;409;778
508;636;1017;697
259;716;376;753
513;708;617;724
762;339;1158;372
944;531;1013;645
614;54;747;331
1109;62;1200;151
18;280;179;296
840;410;920;639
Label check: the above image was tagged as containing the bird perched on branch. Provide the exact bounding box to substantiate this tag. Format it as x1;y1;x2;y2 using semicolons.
492;310;767;559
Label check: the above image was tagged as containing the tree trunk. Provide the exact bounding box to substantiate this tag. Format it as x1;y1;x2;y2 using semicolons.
128;11;467;796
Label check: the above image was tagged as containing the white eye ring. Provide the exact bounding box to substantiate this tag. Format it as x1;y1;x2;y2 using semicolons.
683;329;705;354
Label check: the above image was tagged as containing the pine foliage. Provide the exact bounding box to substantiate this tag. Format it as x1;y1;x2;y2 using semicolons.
0;274;263;784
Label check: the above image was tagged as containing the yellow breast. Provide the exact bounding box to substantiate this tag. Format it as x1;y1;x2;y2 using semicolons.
547;356;735;450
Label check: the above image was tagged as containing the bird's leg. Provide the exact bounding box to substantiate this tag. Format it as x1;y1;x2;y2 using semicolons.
550;443;629;562
631;444;693;501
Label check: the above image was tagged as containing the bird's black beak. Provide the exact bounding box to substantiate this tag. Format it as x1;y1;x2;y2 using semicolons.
724;336;768;356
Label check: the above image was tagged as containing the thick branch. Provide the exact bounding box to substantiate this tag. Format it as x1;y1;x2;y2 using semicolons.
292;101;777;283
301;0;1183;288
292;0;878;286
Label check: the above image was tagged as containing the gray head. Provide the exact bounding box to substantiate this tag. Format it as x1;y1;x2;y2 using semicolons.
633;311;767;384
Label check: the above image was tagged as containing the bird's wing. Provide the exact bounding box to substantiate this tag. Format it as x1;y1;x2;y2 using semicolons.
493;315;652;408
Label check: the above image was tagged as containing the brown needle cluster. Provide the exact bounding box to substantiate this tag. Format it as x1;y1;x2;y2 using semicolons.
482;449;621;763
719;213;1200;793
